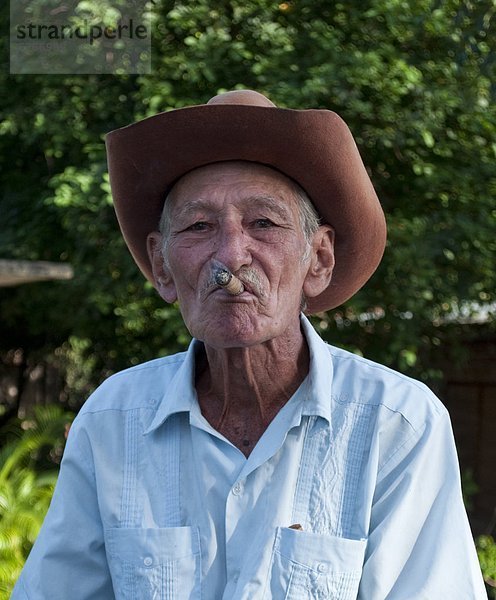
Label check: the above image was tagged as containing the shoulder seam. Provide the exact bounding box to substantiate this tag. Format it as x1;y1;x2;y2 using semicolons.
105;354;186;381
78;405;156;417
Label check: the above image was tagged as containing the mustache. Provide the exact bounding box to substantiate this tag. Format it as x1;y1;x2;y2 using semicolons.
199;266;265;301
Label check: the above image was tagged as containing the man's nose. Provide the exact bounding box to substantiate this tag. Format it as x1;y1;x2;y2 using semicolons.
213;223;252;272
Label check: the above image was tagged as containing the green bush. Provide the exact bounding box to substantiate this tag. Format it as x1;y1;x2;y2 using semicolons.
0;406;71;598
477;535;496;599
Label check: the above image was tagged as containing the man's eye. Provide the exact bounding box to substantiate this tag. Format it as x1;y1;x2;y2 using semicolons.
187;221;209;231
254;218;275;228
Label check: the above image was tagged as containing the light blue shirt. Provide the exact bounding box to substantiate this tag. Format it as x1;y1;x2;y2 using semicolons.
13;316;486;599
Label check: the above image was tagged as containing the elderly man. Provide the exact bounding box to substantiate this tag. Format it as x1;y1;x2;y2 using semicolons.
13;91;486;599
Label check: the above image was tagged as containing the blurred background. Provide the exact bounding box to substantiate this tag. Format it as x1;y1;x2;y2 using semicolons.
1;0;495;595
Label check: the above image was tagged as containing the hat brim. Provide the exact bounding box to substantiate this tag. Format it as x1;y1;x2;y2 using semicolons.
106;104;386;313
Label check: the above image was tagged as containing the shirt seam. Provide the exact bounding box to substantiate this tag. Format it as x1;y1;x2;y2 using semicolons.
104;355;186;380
377;418;426;475
79;405;158;417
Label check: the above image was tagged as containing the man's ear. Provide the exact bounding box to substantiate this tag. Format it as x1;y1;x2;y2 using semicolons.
146;231;178;304
303;225;335;299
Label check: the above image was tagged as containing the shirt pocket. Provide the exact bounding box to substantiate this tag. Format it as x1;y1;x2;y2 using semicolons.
265;527;366;600
105;526;201;600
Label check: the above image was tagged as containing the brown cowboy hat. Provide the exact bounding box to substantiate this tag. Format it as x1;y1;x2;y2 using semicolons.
105;89;386;313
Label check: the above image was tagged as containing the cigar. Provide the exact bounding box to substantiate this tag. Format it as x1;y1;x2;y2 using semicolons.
214;267;244;295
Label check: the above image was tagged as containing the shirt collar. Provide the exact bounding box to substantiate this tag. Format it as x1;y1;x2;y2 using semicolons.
143;339;201;434
299;314;333;424
144;314;333;435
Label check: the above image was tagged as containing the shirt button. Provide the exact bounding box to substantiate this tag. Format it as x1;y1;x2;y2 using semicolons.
232;482;242;496
143;556;153;567
317;563;327;573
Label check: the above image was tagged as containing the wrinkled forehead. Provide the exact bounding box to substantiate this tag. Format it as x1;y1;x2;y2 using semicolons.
166;160;305;211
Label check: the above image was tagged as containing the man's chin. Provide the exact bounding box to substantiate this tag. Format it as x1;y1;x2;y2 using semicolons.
189;315;270;349
196;321;305;354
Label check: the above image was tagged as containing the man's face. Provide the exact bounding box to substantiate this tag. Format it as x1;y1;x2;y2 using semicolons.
153;161;321;348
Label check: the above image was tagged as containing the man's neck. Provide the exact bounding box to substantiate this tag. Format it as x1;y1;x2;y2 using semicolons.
195;327;309;456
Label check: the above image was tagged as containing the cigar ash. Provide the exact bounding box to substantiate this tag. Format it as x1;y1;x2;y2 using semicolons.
214;268;244;295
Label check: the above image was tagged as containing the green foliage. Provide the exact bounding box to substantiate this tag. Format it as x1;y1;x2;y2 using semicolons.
477;535;496;598
0;406;72;598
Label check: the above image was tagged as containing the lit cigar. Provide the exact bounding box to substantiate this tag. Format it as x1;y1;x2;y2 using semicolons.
214;267;244;295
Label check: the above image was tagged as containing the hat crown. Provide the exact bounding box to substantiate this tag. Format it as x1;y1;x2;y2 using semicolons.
207;89;276;107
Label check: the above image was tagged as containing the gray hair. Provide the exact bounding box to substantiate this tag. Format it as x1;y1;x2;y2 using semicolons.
158;179;321;264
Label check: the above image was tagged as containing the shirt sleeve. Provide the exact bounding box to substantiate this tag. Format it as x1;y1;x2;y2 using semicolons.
358;408;487;599
11;417;115;599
